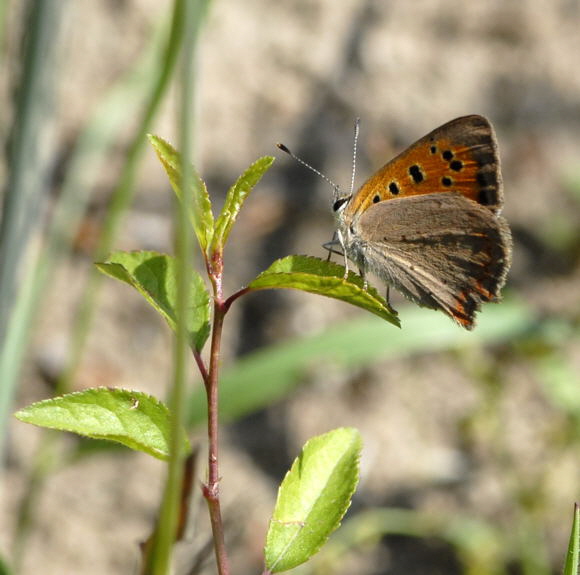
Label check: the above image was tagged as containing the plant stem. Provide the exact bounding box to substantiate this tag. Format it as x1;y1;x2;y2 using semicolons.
202;297;230;575
193;349;209;384
147;0;207;570
223;286;250;312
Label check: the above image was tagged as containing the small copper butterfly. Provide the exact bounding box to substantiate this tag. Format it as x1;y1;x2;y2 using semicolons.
279;115;512;329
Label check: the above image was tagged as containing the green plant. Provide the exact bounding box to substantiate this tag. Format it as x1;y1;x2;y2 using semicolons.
14;136;390;574
12;133;580;575
563;504;580;575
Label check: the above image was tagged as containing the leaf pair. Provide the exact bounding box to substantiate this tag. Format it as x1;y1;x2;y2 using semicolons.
15;385;361;573
148;135;274;258
14;139;396;573
147;135;399;327
96;250;398;360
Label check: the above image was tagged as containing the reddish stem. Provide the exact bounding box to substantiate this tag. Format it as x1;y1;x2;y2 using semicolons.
193;349;209;385
223;286;251;312
200;248;230;575
206;300;225;489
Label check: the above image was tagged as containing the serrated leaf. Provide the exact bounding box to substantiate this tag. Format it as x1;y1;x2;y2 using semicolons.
212;156;275;253
248;255;399;326
265;427;361;572
564;504;580;575
148;134;214;252
14;388;190;461
96;251;211;351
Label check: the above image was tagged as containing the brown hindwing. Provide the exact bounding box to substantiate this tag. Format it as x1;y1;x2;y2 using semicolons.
353;192;512;329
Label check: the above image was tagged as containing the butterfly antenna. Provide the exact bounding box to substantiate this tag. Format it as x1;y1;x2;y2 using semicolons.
276;143;341;199
350;117;360;196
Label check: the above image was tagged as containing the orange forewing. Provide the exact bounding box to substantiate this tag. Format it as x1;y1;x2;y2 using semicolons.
347;115;502;218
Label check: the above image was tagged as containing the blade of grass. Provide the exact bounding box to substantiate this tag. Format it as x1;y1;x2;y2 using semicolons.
187;299;532;426
302;508;506;575
146;1;212;574
1;0;175;450
10;2;189;567
0;0;62;460
59;2;187;396
563;504;580;575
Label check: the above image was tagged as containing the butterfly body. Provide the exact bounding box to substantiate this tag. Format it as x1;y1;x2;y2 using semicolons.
334;115;512;330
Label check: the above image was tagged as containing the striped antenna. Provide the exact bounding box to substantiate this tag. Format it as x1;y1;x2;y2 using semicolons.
350;118;361;196
277;117;361;202
276;143;341;200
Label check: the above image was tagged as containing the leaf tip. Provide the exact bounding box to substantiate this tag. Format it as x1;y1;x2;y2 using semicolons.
13;408;28;423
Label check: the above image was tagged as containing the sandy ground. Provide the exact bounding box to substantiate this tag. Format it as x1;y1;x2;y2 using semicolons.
2;1;580;574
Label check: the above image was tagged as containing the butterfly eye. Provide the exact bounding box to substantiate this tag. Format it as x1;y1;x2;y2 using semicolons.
333;197;350;212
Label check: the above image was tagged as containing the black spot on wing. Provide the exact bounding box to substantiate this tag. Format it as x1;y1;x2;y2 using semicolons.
409;165;424;184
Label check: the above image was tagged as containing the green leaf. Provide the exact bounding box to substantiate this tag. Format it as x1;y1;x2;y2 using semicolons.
564;504;580;575
264;427;361;572
148;134;214;252
247;255;399;326
96;251;211;351
212;156;275;252
14;388;190;461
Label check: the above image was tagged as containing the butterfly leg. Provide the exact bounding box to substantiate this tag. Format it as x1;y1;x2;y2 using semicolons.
384;285;399;317
343;251;350;279
358;266;368;290
323;231;339;262
335;230;350;279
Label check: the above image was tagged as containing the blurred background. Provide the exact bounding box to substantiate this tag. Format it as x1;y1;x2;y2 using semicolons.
1;1;580;574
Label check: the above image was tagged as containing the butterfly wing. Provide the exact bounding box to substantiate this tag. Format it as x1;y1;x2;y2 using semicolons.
346;115;503;220
352;193;512;329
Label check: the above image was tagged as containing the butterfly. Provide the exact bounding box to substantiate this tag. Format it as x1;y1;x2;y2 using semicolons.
280;115;512;329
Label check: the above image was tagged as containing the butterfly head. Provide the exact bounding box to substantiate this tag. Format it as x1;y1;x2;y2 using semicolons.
332;193;351;215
